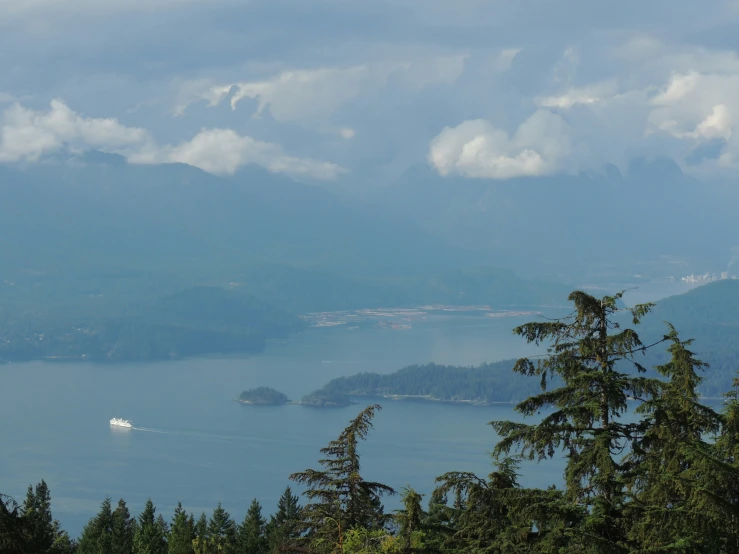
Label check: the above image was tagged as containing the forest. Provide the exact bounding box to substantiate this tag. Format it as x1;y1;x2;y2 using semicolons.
4;289;739;553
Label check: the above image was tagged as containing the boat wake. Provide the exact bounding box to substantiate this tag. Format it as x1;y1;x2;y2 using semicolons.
131;426;238;441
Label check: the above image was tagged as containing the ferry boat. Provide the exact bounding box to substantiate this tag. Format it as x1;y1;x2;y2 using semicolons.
110;418;133;428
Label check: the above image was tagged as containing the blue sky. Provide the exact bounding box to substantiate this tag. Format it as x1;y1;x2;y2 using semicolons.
2;0;739;183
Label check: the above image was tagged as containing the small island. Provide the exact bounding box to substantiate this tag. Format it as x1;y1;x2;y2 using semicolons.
299;390;355;408
238;387;291;405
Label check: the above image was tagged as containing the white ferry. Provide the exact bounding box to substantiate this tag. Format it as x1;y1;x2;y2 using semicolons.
110;418;133;428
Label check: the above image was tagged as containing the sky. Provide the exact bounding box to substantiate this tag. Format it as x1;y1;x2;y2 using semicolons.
2;0;739;184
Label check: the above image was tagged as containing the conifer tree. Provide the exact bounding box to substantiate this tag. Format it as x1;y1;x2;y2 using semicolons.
266;487;302;553
168;502;195;554
237;499;268;554
192;513;210;554
133;499;168;554
393;487;425;551
624;328;732;551
290;405;395;553
77;497;115;554
22;480;55;551
207;502;236;553
111;499;135;554
491;291;664;552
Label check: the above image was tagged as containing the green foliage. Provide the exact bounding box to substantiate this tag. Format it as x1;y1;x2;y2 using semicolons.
239;387;291;405
133;499;168;554
266;487;302;553
207;503;236;553
290;405;395;552
237;499;268;554
77;497;115;554
111;499;135;554
307;361;538;405
168;503;194;554
299;390;355;407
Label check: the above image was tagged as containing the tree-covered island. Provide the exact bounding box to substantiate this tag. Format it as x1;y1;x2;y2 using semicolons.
238;387;291;405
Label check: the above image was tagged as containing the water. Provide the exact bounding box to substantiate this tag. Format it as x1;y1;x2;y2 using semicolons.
0;284;694;537
1;312;557;537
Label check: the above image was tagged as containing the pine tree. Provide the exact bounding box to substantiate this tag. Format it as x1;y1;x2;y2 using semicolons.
207;502;236;553
265;487;302;553
133;499;168;554
77;497;115;554
168;502;195;554
237;499;268;554
290;405;395;553
491;291;664;552
111;499;135;554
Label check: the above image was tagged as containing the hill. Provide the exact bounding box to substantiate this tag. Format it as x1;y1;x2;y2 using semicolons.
0;286;304;363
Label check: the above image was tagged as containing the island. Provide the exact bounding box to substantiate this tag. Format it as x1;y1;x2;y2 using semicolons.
304;361;542;405
298;390;355;408
237;387;291;405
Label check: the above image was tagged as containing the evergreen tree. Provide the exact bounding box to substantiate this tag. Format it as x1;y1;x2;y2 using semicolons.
22;480;55;551
168;502;195;554
111;499;135;554
393;487;425;551
207;503;236;553
237;499;267;554
290;405;395;552
265;487;302;553
77;497;115;554
625;328;732;551
192;513;210;554
491;291;664;552
133;499;168;554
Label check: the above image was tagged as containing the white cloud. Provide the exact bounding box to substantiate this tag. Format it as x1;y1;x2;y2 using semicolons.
174;56;469;125
0;100;147;162
0;100;343;179
339;128;356;139
428;111;571;179
537;81;619;109
129;128;346;179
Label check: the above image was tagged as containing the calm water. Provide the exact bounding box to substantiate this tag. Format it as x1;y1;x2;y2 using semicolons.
0;284;694;537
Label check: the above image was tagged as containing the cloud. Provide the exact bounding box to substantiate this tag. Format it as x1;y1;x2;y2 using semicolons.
174;56;468;125
537;81;619;109
0;100;147;162
130;128;346;179
428;111;571;179
0;100;343;179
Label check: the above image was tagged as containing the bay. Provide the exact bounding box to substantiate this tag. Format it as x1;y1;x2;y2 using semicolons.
0;283;692;538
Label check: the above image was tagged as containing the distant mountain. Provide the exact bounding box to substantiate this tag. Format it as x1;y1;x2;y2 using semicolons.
0;154;478;283
234;264;569;313
375;159;739;280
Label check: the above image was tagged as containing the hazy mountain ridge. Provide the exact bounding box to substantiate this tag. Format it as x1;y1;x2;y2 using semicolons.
376;159;739;279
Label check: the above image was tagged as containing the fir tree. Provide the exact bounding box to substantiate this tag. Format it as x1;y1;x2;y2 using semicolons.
111;499;135;554
491;291;664;552
290;405;395;553
77;497;115;554
133;499;168;554
168;502;195;554
192;513;210;554
21;480;55;551
393;487;425;551
207;502;236;553
237;499;268;554
265;487;302;553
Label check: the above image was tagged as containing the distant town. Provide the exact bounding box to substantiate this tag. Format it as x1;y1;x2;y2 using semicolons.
679;272;737;284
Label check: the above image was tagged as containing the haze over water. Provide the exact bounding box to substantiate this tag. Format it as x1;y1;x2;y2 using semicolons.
0;284;694;537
